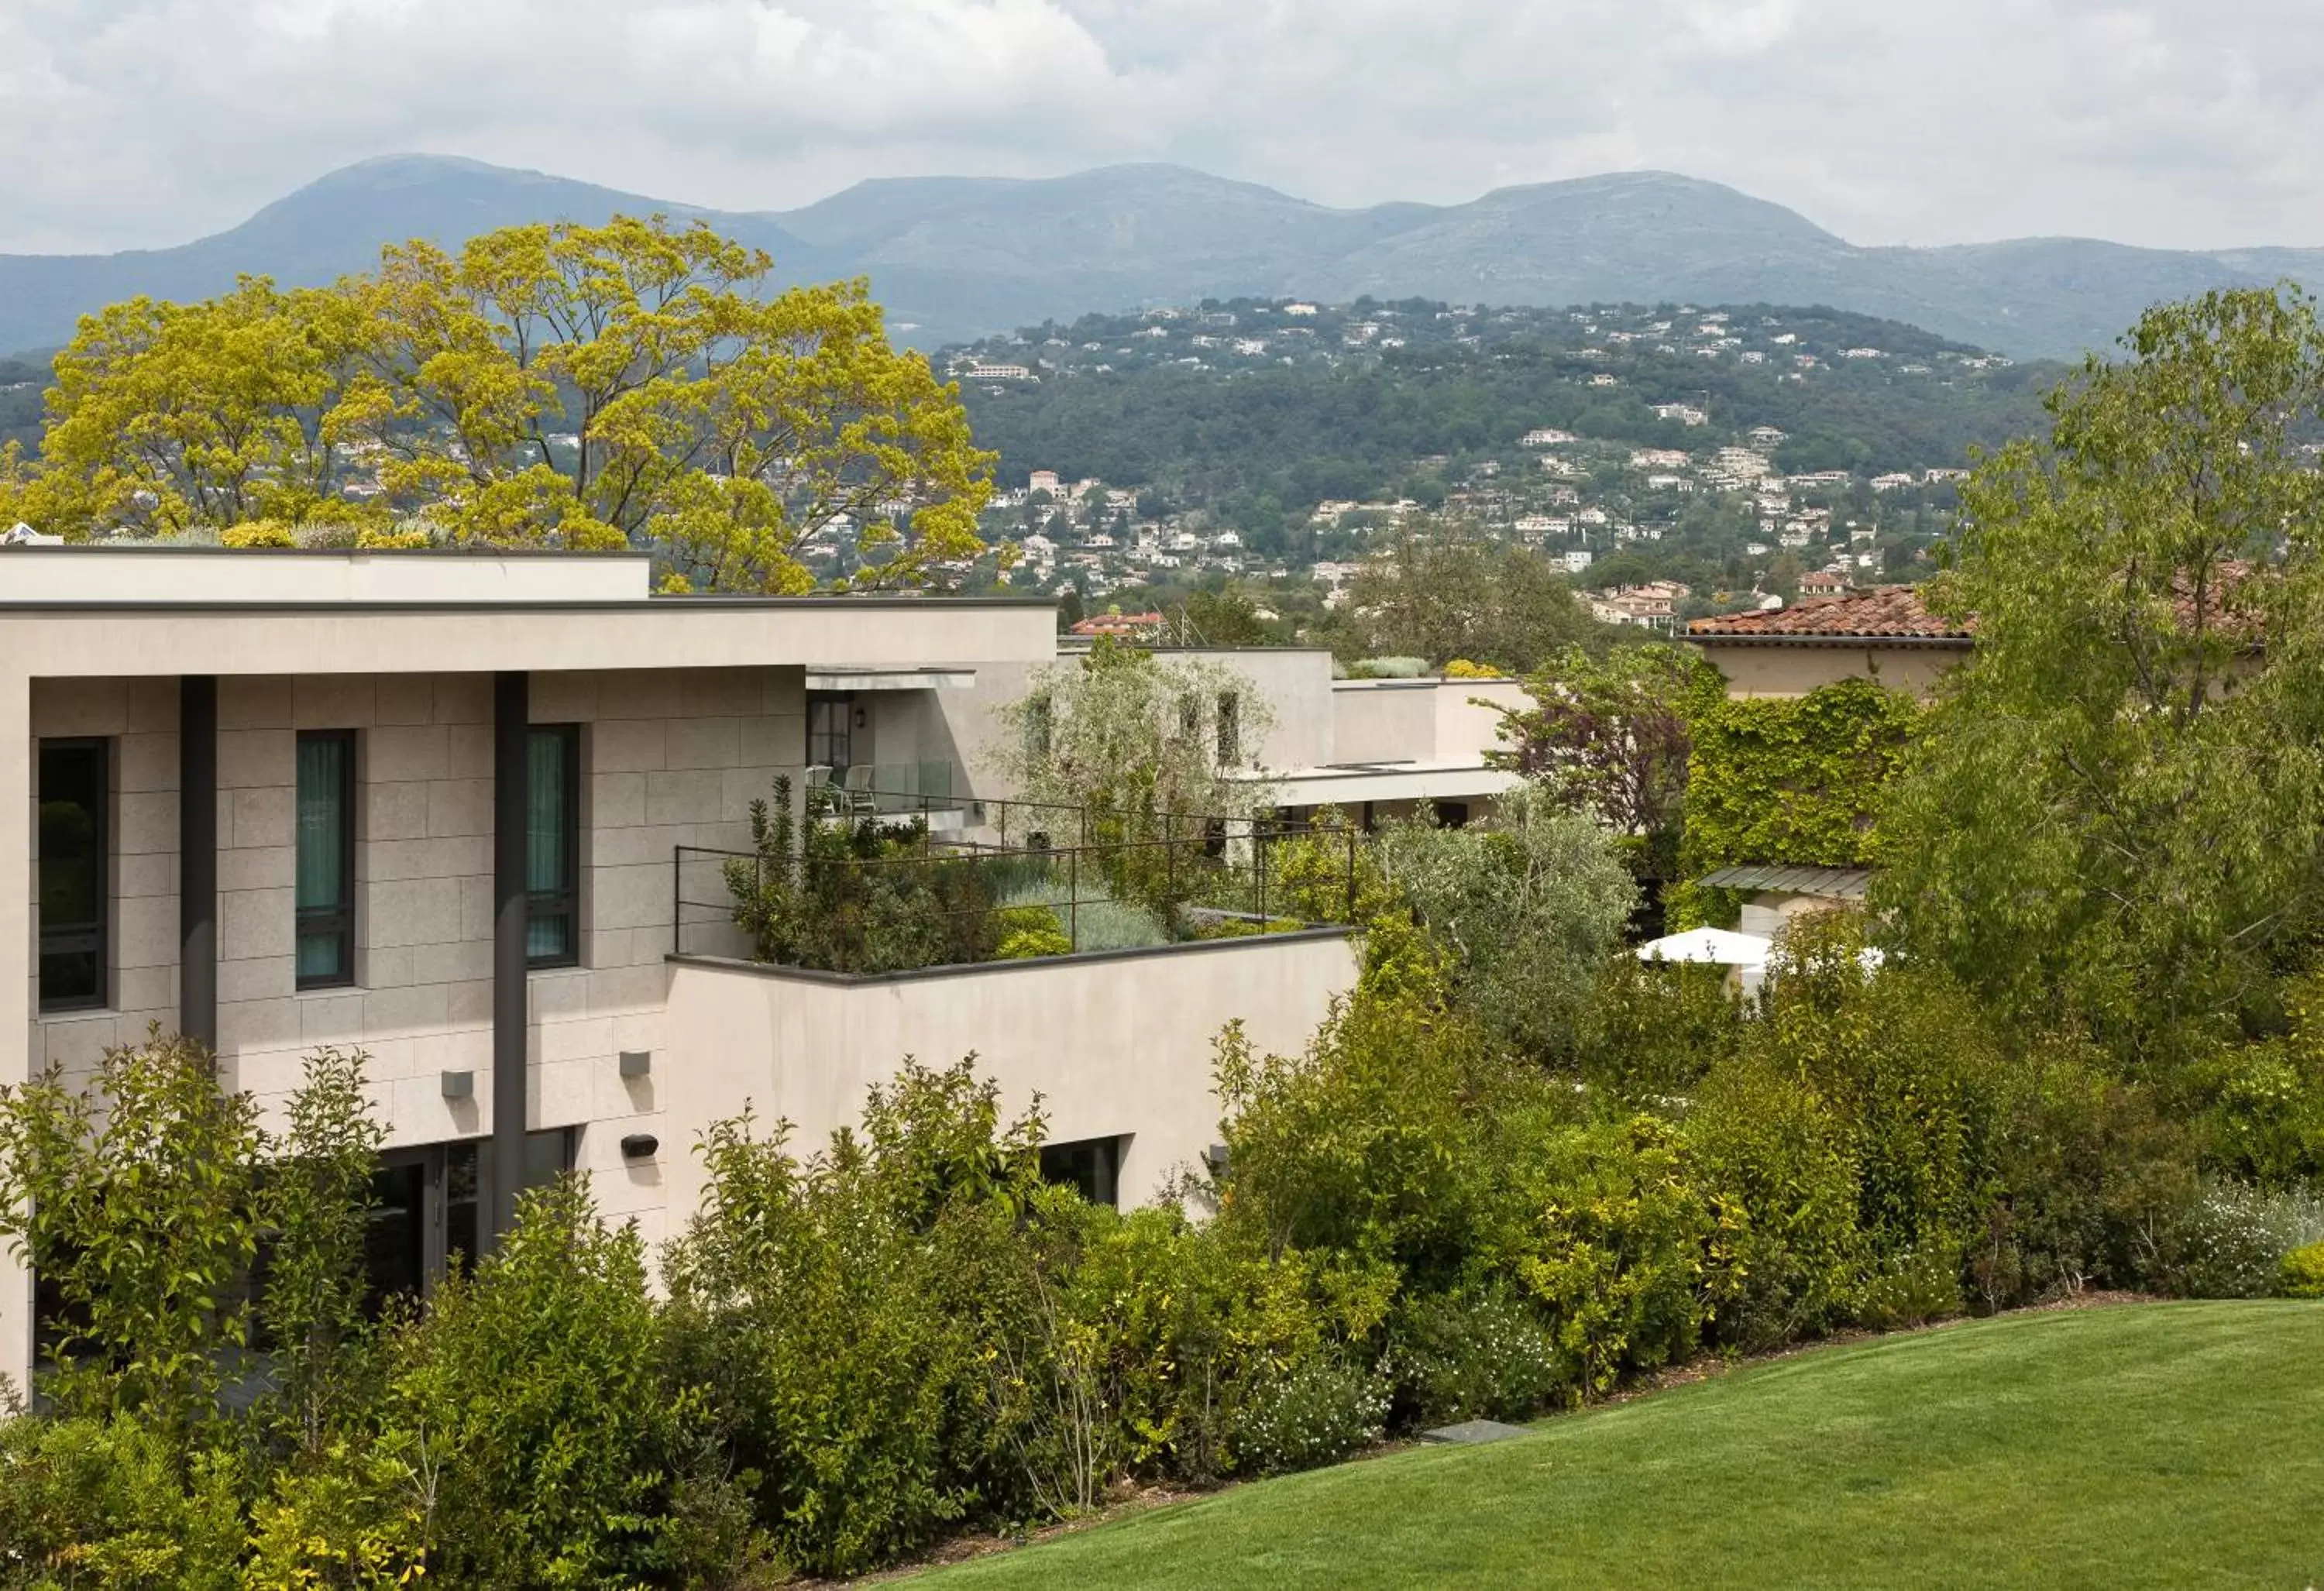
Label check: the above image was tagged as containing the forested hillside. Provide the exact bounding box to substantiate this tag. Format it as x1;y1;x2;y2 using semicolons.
952;298;2064;525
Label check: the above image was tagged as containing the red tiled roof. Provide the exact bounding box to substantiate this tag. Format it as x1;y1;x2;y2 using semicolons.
1688;585;1973;641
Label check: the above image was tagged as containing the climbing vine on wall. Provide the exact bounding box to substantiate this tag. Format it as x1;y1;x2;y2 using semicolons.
1669;676;1923;928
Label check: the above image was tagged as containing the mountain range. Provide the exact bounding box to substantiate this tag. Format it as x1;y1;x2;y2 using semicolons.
2;154;2319;360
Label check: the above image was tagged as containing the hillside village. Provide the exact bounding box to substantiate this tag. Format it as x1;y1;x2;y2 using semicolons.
924;297;2004;627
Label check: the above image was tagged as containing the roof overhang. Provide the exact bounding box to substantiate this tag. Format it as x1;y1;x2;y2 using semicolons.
805;667;978;692
0;597;1060;679
1687;633;1973;649
1239;763;1524;807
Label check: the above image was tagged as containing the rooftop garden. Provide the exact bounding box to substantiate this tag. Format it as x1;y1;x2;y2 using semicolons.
682;777;1360;975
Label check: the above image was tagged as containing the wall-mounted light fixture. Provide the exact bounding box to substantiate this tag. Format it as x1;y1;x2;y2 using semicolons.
441;1070;474;1099
618;1050;651;1079
620;1133;659;1160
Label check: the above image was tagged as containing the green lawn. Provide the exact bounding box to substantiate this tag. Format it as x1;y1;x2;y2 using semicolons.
921;1301;2324;1589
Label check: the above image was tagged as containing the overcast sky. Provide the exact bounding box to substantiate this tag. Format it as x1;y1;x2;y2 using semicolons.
2;1;2315;256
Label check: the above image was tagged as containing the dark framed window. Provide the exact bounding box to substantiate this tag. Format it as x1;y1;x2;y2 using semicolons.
1039;1136;1122;1208
806;692;853;771
363;1129;574;1306
527;724;581;967
38;738;108;1012
295;730;356;988
1216;692;1241;767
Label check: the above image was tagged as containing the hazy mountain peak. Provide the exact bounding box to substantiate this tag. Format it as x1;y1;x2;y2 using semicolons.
0;154;2319;359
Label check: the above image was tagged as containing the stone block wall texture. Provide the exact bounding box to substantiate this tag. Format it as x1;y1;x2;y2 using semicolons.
29;666;806;1248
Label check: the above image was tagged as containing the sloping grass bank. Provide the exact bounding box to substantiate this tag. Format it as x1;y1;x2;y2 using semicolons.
923;1302;2324;1589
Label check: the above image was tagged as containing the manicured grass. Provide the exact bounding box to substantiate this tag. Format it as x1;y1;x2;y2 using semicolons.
921;1302;2324;1589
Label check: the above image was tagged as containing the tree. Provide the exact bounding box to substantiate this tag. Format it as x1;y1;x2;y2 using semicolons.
1491;643;1721;880
1373;787;1641;1062
991;637;1277;883
11;216;994;592
1181;586;1274;647
1324;521;1604;672
1874;287;2324;1071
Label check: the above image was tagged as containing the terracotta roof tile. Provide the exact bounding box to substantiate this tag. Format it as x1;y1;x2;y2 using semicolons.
1688;585;1972;641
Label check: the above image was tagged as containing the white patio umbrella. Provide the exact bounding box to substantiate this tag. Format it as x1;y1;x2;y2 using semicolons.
1635;927;1773;967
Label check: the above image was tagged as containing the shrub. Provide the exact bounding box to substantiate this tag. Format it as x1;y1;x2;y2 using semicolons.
1492;1113;1706;1396
2280;1239;2324;1298
1231;1356;1390;1476
1758;914;2010;1272
1576;954;1745;1105
386;1175;675;1586
999;876;1169;953
2144;1180;2324;1299
1215;994;1510;1291
2184;1039;2324;1187
1373;787;1639;1062
1690;1056;1865;1349
662;1061;1053;1576
0;1411;246;1589
1387;1287;1565;1427
221;519;297;547
0;1033;264;1432
996;926;1074;960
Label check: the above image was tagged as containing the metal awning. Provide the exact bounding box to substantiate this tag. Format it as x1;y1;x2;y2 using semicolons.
1696;864;1874;900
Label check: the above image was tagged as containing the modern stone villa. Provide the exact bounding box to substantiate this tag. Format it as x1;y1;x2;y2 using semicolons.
0;545;1522;1388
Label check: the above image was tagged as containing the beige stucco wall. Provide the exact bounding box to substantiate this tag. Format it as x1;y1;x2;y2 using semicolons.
26;666;810;1259
660;930;1360;1219
1699;643;1967;699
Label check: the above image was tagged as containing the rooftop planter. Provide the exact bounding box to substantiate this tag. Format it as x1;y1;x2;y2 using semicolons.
675;778;1359;976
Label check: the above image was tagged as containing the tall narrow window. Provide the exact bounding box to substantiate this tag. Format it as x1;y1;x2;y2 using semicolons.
806;693;853;772
295;730;356;988
1026;693;1054;760
1216;692;1241;768
38;738;107;1012
527;724;580;967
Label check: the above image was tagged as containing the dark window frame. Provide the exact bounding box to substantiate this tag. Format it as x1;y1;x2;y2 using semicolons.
1216;691;1241;767
806;692;854;772
294;729;358;990
38;737;108;1014
527;723;582;970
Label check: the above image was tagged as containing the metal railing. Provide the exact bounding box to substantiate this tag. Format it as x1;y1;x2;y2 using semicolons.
673;800;1361;974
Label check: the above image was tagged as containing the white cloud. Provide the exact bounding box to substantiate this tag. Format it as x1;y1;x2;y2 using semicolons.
2;0;2322;254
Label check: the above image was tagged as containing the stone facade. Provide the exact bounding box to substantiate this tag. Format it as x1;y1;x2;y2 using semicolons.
29;665;806;1251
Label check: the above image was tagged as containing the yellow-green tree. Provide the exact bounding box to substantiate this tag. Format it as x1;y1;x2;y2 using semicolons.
9;215;993;591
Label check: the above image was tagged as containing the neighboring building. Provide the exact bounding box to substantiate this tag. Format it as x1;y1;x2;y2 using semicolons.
1797;569;1853;598
1686;586;1973;940
1686;585;1972;699
1067;608;1165;640
0;548;1376;1387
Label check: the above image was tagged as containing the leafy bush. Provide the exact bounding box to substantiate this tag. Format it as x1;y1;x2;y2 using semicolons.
1577;954;1745;1105
662;1061;1051;1576
727;776;999;972
1231;1356;1391;1476
0;1033;265;1432
1690;1056;1866;1349
996;926;1074;960
386;1175;678;1586
2184;1039;2324;1187
2279;1239;2324;1297
1387;1287;1566;1427
1374;787;1639;1062
0;1411;247;1589
1492;1112;1706;1396
2144;1181;2324;1300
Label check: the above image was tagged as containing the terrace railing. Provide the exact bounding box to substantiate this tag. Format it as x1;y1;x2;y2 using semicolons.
672;802;1360;974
